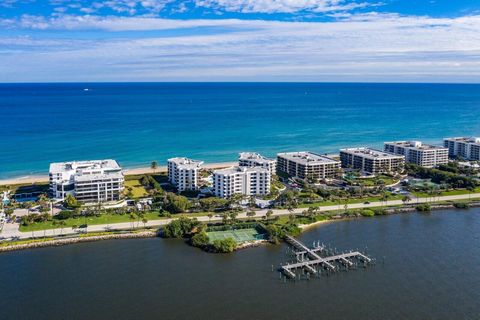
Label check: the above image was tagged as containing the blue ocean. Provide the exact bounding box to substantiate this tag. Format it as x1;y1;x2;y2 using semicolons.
1;83;480;179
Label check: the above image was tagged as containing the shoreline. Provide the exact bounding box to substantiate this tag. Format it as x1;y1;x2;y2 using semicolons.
2;201;479;253
298;219;335;230
0;230;158;253
0;161;238;186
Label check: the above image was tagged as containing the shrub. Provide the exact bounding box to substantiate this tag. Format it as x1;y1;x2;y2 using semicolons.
264;224;285;243
212;238;237;253
165;193;191;213
453;202;470;209
191;232;210;248
373;208;387;216
163;217;202;238
140;175;162;190
416;204;431;212
282;223;301;237
360;209;375;217
56;210;75;220
64;194;80;209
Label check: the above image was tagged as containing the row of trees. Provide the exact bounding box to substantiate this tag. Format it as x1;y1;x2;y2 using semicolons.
406;163;478;189
162;217;238;253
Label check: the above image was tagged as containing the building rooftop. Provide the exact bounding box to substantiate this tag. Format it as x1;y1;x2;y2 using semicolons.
341;148;404;159
385;141;447;150
239;152;275;163
49;159;122;174
277;152;339;165
168;157;204;169
49;160;123;182
444;137;480;144
214;166;269;175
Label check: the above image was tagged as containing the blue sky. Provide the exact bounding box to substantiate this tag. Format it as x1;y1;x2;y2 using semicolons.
1;0;480;82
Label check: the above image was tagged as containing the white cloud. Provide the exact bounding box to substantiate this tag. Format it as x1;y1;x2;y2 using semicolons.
193;0;378;13
5;0;379;15
1;13;480;82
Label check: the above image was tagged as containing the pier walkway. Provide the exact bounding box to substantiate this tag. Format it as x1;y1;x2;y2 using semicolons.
280;236;373;279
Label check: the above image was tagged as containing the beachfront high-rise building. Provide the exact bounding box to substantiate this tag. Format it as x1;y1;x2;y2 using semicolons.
443;137;480;160
213;166;271;198
384;141;448;167
49;160;124;203
167;157;204;192
340;148;405;175
238;152;277;175
276;152;341;181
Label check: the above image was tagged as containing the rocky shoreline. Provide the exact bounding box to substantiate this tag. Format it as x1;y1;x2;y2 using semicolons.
0;230;158;253
1;201;479;254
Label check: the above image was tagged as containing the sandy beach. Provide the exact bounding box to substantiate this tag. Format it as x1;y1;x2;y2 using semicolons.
0;161;238;186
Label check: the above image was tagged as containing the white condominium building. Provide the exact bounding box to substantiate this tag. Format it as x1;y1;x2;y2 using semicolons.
340;148;405;175
384;141;448;167
49;159;124;203
443;137;480;160
168;157;204;192
277;152;341;181
213;166;271;198
238;152;277;175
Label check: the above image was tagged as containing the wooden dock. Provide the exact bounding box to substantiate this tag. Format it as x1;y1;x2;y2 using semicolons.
280;236;373;279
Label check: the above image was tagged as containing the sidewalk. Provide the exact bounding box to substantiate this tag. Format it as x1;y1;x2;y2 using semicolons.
2;192;480;241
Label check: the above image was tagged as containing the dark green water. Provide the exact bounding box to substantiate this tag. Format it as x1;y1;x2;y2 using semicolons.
1;209;479;320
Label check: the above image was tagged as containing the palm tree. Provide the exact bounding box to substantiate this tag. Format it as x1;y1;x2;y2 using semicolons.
129;214;136;230
221;212;229;225
52;221;58;236
228;194;244;209
207;213;213;222
95;202;103;215
266;209;273;220
381;192;389;207
142;217;148;228
136;211;144;227
467;186;475;200
248;196;256;210
150;161;158;174
59;221;66;235
229;211;238;225
402;195;412;205
287;204;295;214
288;214;296;224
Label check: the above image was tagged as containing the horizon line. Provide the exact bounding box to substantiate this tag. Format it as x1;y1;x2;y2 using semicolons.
1;81;480;85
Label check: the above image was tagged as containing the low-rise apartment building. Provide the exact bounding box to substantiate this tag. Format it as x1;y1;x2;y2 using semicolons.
340;148;405;175
384;141;448;167
213;166;271;198
49;159;124;202
238;152;276;175
167;157;204;192
276;152;341;181
443;137;480;160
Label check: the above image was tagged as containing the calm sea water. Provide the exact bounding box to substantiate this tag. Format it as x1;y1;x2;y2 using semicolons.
1;209;479;320
1;83;480;179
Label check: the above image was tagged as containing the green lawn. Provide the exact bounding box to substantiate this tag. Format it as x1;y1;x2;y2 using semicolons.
19;211;165;232
125;173;168;183
359;175;397;186
413;187;480;198
124;179;149;198
18;210;220;232
298;194;403;208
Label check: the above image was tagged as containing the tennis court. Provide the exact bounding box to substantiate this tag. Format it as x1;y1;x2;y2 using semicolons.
207;228;266;244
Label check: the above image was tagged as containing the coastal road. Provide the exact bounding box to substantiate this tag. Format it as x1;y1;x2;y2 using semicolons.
2;192;480;240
